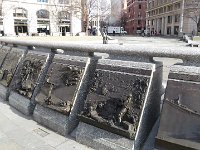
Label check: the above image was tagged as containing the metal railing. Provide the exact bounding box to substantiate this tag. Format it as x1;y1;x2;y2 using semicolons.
0;37;200;62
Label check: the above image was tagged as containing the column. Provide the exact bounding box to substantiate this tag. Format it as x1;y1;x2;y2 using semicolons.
28;9;37;36
179;0;185;36
164;17;168;35
149;20;152;34
171;15;175;35
2;3;15;36
50;10;59;36
70;11;82;36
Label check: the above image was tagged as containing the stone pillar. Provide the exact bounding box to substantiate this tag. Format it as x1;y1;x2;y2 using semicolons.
70;11;82;36
2;4;15;36
28;9;37;36
161;17;165;35
164;17;168;35
50;11;59;36
149;20;152;34
171;15;175;35
156;18;159;33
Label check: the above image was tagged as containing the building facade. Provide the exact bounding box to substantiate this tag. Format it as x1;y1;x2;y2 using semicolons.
147;0;199;36
1;0;82;36
125;0;147;35
110;0;123;26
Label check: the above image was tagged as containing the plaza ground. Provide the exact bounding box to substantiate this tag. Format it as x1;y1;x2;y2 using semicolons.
0;98;93;150
0;35;193;150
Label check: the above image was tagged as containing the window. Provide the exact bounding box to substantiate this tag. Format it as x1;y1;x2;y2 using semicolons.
139;4;142;9
58;11;70;22
168;16;172;24
167;26;171;35
174;26;179;35
138;12;141;18
138;20;141;25
174;14;180;23
59;0;69;4
174;3;180;9
13;8;27;18
37;9;49;19
37;0;48;3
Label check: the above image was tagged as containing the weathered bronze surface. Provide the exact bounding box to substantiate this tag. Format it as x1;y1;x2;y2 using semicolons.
156;80;200;150
13;54;46;98
0;50;23;87
0;48;10;67
35;60;84;115
79;69;149;139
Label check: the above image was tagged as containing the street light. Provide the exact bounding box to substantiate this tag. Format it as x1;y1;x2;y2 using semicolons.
97;0;101;36
179;0;185;37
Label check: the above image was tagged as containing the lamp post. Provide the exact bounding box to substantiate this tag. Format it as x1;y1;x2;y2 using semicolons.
96;0;101;36
179;0;185;37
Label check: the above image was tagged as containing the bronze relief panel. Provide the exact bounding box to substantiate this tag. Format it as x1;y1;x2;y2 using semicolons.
80;69;149;139
0;50;23;87
35;61;84;115
0;47;10;67
13;54;47;99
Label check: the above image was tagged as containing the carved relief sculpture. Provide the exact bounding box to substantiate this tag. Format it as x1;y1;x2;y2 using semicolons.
14;59;44;98
80;70;149;139
0;51;23;87
35;62;83;115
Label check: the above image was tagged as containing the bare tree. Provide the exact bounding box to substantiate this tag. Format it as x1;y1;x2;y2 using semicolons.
82;0;111;35
184;0;200;35
49;0;82;35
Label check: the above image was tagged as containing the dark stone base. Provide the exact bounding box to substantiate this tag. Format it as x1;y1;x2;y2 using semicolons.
33;104;69;136
0;84;8;100
76;122;133;150
9;91;33;116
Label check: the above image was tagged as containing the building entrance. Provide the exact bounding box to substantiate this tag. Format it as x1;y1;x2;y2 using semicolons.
14;19;28;35
59;26;70;36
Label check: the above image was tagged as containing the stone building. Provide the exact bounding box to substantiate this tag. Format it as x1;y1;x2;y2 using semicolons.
146;0;200;36
110;0;124;25
125;0;147;35
1;0;82;36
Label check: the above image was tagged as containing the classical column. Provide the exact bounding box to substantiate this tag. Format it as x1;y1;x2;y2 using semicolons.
2;4;15;36
179;0;185;36
171;15;175;35
164;16;168;35
70;11;82;36
28;9;37;36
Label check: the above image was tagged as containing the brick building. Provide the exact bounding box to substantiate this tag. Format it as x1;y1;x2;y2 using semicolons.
125;0;147;35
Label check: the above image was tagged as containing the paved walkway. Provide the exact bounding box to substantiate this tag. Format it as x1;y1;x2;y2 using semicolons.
0;98;93;150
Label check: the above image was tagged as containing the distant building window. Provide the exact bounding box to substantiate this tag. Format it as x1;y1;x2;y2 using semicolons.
168;16;172;24
13;8;27;18
138;20;141;25
175;14;180;23
37;9;49;19
58;11;70;23
167;26;171;35
138;12;141;18
59;0;69;4
139;4;142;9
37;0;48;3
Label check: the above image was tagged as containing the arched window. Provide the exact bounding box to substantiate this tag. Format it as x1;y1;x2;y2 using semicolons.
13;8;27;18
58;11;70;20
36;9;49;19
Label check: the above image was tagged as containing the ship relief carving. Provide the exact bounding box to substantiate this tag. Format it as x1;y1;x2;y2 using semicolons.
15;59;43;98
36;63;83;115
80;70;149;139
0;52;22;87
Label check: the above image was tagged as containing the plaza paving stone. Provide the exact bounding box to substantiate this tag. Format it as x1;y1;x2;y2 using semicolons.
0;98;93;150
